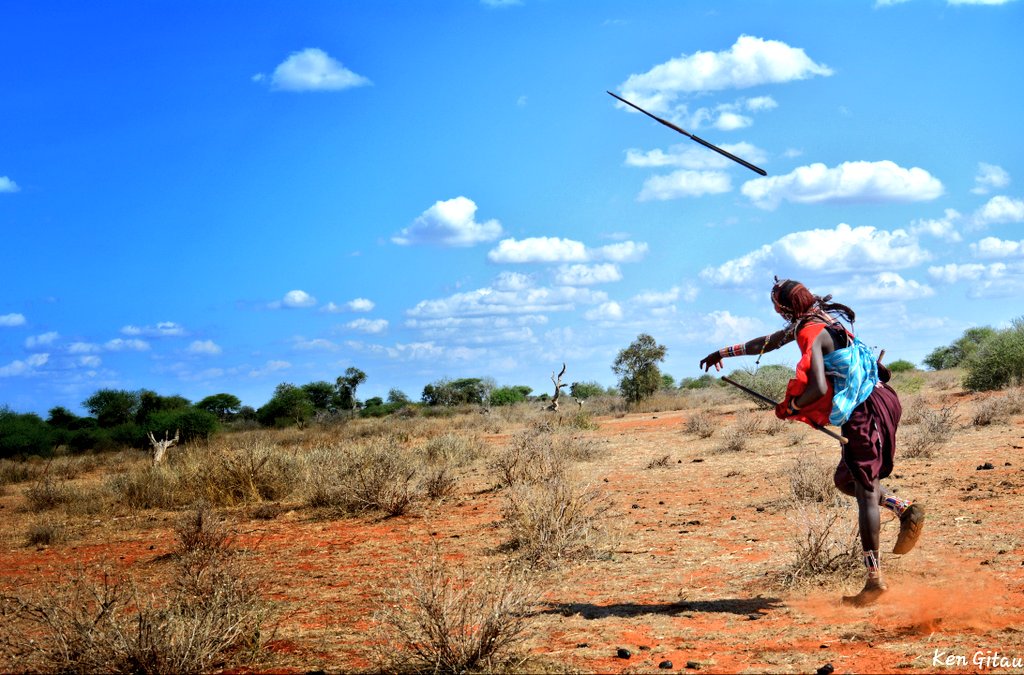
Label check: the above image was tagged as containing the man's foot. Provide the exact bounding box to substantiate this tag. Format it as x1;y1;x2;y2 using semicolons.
841;577;888;607
893;503;925;554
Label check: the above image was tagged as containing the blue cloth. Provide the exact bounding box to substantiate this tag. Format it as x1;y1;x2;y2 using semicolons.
823;337;879;426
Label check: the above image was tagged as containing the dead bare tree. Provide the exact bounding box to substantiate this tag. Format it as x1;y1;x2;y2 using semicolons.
148;429;179;466
547;363;567;412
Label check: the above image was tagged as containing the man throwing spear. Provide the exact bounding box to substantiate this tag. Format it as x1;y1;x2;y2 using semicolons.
700;277;925;606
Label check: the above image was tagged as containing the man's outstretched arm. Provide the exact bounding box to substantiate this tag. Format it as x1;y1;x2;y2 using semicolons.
699;328;793;372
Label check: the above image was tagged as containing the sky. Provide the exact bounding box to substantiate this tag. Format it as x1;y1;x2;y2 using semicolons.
2;0;1023;416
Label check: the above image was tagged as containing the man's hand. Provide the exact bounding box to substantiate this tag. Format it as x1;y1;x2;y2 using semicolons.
775;397;800;420
700;351;723;372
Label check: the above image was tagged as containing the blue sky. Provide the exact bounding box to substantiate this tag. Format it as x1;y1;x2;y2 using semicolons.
2;0;1023;416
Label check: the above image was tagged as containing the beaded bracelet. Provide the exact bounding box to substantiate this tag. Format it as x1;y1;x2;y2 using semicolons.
719;343;746;358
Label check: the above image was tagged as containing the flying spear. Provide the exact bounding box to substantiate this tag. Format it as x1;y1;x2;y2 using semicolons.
607;90;767;176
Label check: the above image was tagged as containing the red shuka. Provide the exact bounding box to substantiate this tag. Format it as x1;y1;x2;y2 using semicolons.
784;322;833;428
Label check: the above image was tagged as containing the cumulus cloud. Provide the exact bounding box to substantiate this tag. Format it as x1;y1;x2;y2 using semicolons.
271;290;317;309
638;170;731;201
264;48;371;92
121;321;185;337
584;301;624;321
701;223;931;287
493;271;534;291
0;177;19;193
909;208;963;242
0;353;48;377
837;272;935;301
971;236;1024;258
618;35;832;113
972;195;1024;226
346;318;389;334
105;338;150;352
187;340;222;355
0;313;26;327
554;263;623;286
928;261;1024;298
68;342;100;354
393;196;502;247
293;337;339;351
972;163;1010;195
78;355;101;368
347;298;374;312
740;161;944;210
408;284;607;319
487;237;649;264
25;332;58;348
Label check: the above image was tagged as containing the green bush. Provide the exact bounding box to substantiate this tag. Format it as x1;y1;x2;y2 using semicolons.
146;408;219;444
887;359;916;373
489;386;531;406
0;407;56;458
923;326;998;370
963;318;1024;391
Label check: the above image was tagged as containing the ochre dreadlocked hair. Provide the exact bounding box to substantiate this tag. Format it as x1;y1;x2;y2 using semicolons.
771;276;856;325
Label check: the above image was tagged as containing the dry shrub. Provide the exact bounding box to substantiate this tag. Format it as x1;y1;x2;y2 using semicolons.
900;404;958;459
645;454;671;469
971;390;1024;426
0;518;268;674
422;465;458;501
631;390;688;414
174;507;231;559
778;500;861;587
501;474;616;566
685;410;716;438
304;437;422;516
734;411;764;436
714;427;747;453
207;439;300;505
422;433;482;467
489;424;600;487
373;553;537;673
785;455;840;505
0;459;39;486
762;415;788;436
25;519;67;547
24;477;78;512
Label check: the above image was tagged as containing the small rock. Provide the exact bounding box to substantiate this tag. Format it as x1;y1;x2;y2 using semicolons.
659;660;673;669
730;515;737;520
659;500;665;505
692;458;704;463
617;648;632;659
639;645;651;651
816;664;835;675
977;462;995;470
820;644;829;649
756;506;765;512
747;613;761;621
576;642;589;648
632;504;641;509
685;661;701;670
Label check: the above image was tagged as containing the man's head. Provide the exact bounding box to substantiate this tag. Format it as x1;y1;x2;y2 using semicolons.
771;277;815;320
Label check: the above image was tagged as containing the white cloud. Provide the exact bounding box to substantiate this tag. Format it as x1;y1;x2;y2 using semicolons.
0;313;26;327
838;272;935;302
626;142;767;170
554;263;622;286
928;262;1006;283
25;332;58;348
346;318;389;334
121;321;185;337
595;241;649;262
266;48;371;92
714;111;752;130
293;337;339;351
406;315;543;345
741;161;944;210
68;342;100;354
493;271;534;291
187;340;222;355
273;290;317;309
618;35;832;111
972;163;1010;195
347;298;375;312
674;311;765;345
746;96;778;112
249;360;291;377
78;355;101;368
972;195;1024;226
0;177;19;193
909;208;963;242
971;236;1024;258
487;237;588;263
702;223;931;287
393;196;502;247
585;301;624;321
639;170;731;201
105;338;150;352
949;0;1017;5
408;284;606;319
929;261;1024;298
0;353;48;377
632;286;684;306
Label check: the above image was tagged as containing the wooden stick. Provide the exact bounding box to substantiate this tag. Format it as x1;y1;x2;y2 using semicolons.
721;376;848;444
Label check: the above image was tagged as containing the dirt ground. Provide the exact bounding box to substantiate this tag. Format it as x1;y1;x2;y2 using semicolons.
2;382;1023;674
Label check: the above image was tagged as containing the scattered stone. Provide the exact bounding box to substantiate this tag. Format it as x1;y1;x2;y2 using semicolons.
576;642;589;648
756;506;765;512
639;645;651;651
730;515;737;520
632;504;641;509
747;613;761;621
617;648;632;659
685;661;701;670
692;458;704;463
659;500;665;505
687;520;701;526
816;664;834;675
659;660;674;669
820;644;829;649
977;462;995;470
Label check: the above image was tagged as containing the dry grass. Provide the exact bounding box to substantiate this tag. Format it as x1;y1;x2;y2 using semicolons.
372;552;538;673
900;404;959;459
303;437;422;516
685;409;716;438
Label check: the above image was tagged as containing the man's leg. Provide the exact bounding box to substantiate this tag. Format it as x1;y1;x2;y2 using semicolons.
842;476;887;607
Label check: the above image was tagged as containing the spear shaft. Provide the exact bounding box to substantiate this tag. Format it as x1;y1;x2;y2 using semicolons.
721;376;848;444
607;91;767;176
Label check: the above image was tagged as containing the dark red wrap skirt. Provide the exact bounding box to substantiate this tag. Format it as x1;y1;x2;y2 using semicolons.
833;382;902;491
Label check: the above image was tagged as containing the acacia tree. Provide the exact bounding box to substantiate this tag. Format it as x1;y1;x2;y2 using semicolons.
336;367;367;410
612;333;667;404
196;393;242;421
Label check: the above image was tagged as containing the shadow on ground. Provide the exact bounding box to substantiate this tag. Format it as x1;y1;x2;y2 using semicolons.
540;596;783;619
